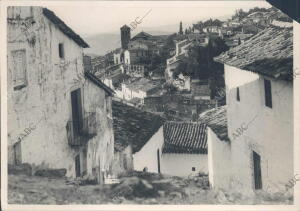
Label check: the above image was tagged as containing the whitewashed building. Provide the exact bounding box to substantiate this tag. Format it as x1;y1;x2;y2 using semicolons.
121;77;162;104
199;106;231;190
134;122;208;177
111;100;165;175
165;39;191;81
214;23;293;194
7;7;115;183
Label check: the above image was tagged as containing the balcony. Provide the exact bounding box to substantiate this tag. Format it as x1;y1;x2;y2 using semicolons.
66;112;97;147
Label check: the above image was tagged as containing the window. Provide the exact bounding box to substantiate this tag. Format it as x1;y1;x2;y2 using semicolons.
59;43;64;59
71;89;83;135
11;49;27;90
236;87;240;101
192;167;196;171
264;79;272;108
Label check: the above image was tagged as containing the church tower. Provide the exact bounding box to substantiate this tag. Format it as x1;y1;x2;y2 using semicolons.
179;21;183;35
120;25;131;49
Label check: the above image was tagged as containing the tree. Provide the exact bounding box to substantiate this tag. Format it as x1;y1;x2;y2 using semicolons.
233;9;247;21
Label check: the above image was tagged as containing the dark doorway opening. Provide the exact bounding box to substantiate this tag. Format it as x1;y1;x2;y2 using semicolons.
13;140;22;165
253;151;262;189
157;149;161;173
75;154;81;177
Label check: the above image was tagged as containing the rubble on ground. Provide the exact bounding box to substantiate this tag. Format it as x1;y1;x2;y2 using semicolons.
7;171;293;205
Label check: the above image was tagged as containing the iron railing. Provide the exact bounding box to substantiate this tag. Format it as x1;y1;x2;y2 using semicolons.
66;112;97;147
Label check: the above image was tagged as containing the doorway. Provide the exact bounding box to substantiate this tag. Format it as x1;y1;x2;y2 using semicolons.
157;149;161;173
253;151;262;189
75;154;81;177
13;140;22;165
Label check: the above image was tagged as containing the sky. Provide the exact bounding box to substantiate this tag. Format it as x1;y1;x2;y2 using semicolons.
46;1;272;36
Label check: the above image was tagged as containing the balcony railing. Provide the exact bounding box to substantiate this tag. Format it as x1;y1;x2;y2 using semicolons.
66;112;97;147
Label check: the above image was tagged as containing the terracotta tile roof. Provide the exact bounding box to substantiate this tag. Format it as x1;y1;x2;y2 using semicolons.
42;8;89;48
162;122;207;154
131;31;153;41
112;100;166;153
214;26;293;81
198;106;229;142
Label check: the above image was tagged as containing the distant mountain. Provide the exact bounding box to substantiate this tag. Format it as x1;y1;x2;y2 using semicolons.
82;16;230;56
83;29;175;56
83;33;120;56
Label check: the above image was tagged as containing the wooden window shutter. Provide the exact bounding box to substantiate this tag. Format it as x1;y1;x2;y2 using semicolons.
11;50;27;88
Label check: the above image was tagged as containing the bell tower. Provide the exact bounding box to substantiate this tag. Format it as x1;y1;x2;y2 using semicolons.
120;25;131;49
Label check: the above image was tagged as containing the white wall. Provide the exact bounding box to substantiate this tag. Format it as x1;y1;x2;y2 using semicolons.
225;64;293;193
133;126;164;172
161;153;208;177
122;84;146;102
124;50;130;64
294;21;300;199
134;126;208;177
207;127;231;189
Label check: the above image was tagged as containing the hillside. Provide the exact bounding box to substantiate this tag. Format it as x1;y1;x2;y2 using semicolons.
83;33;120;56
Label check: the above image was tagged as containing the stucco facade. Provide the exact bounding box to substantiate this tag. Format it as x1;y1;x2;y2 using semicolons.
225;64;293;194
7;7;114;183
294;21;300;184
207;127;231;190
133;127;164;173
161;153;208;177
112;145;134;176
133;126;208;177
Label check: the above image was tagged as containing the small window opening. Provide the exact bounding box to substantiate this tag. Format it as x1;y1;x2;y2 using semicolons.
237;87;240;101
59;43;64;59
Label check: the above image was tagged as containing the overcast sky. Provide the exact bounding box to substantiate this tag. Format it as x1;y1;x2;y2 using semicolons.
46;1;272;36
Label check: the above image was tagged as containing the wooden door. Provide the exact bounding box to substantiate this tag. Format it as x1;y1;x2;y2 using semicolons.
253;151;262;189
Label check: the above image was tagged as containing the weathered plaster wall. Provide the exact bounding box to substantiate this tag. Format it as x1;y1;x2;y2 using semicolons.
7;7;83;177
112;145;134;176
83;79;114;181
7;7;114;180
225;64;293;194
161;153;208;177
207;128;231;189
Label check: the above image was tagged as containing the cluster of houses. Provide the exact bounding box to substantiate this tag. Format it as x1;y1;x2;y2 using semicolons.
7;2;299;199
